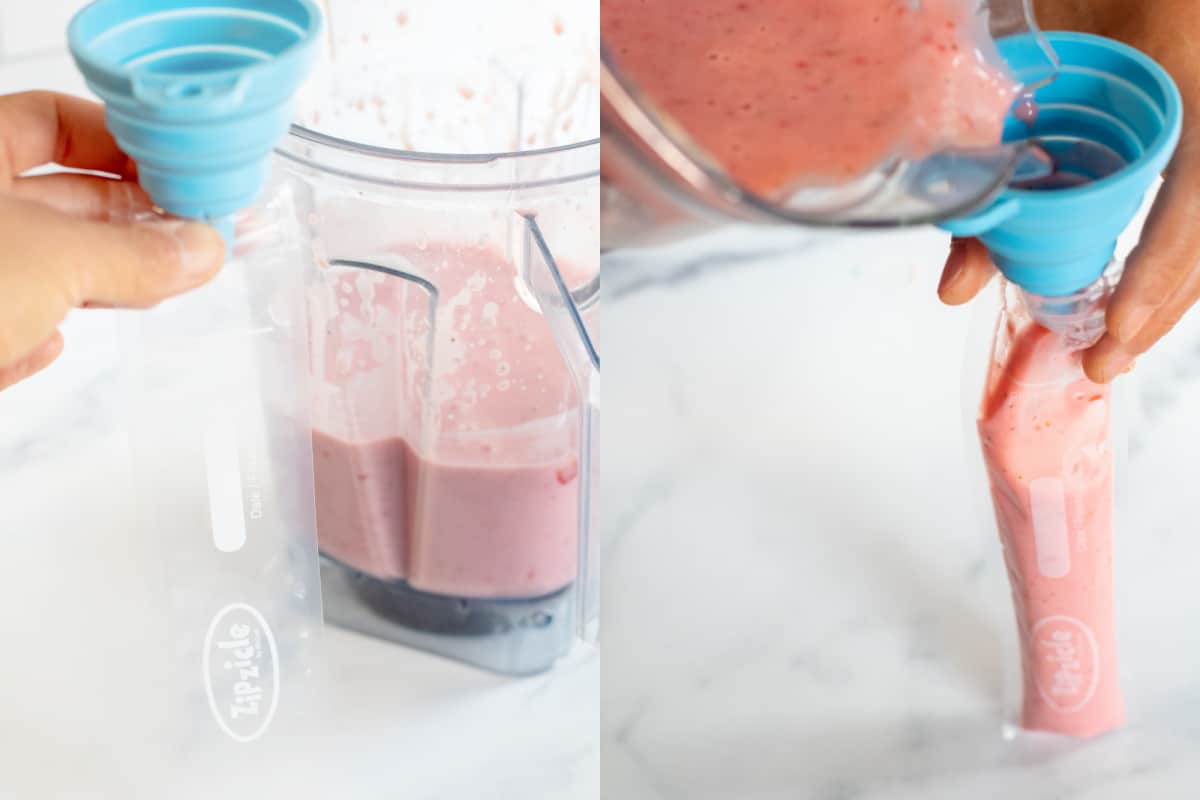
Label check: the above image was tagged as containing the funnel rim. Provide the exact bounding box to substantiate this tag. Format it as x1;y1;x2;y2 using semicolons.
68;0;323;90
1000;31;1183;201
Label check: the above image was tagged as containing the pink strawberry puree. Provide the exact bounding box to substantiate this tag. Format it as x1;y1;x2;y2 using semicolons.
978;319;1124;738
602;0;1018;195
309;243;582;599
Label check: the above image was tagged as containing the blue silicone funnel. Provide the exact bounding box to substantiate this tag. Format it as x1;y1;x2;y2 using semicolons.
68;0;323;236
941;32;1182;297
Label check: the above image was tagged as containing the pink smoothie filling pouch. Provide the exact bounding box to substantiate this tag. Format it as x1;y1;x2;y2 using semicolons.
977;288;1124;738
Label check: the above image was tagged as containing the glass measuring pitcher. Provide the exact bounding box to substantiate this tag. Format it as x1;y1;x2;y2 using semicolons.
276;0;599;675
601;0;1059;249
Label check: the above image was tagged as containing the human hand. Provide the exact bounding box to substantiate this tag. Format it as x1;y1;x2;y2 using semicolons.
0;91;224;390
939;0;1200;383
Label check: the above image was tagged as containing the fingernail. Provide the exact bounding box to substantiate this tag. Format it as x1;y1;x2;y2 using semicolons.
1103;351;1135;382
1114;303;1155;343
939;238;969;295
150;219;225;282
105;181;154;224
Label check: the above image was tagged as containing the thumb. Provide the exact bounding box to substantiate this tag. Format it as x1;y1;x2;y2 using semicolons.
0;196;224;367
35;204;226;308
0;330;64;391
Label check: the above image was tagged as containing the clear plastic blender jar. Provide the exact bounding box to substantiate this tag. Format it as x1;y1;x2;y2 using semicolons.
277;0;599;675
600;0;1059;249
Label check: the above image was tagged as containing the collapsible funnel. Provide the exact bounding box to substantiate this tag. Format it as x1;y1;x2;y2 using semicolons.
68;0;323;235
941;32;1182;297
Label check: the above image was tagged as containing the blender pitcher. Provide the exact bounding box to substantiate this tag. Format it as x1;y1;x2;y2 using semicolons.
600;0;1060;249
277;0;600;675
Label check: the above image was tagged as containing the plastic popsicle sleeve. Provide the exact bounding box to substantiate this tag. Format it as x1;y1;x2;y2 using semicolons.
67;0;327;763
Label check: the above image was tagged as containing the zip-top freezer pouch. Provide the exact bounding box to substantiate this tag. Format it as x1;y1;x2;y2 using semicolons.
971;273;1124;738
68;0;327;778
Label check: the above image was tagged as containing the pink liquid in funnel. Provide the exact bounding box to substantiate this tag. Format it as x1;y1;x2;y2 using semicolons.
310;244;583;599
603;0;1019;195
1014;94;1040;128
978;320;1124;738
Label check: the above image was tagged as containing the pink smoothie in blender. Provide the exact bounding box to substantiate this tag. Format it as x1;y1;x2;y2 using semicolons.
293;0;598;676
977;314;1123;737
602;0;1019;195
310;242;582;600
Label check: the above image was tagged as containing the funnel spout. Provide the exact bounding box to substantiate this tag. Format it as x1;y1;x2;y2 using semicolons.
68;0;324;234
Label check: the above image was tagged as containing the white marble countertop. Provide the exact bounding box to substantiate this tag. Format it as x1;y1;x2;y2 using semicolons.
601;218;1200;799
0;297;598;800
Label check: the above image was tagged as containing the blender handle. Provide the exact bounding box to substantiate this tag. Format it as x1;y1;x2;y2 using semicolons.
940;197;1021;238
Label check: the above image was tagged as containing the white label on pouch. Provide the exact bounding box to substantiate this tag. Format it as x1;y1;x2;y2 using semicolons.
1030;477;1071;579
205;414;248;554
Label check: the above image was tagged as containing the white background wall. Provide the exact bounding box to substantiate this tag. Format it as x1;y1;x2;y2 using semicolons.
0;0;86;57
0;1;90;95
